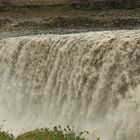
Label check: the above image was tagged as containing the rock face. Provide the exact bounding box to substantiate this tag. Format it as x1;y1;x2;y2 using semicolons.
0;0;139;9
0;0;139;38
0;0;72;5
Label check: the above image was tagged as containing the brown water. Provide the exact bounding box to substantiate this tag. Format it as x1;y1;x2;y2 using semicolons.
0;30;140;140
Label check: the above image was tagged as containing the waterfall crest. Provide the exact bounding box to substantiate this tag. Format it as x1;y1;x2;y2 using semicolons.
0;30;140;140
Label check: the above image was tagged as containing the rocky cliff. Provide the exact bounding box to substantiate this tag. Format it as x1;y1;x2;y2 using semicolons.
0;0;139;9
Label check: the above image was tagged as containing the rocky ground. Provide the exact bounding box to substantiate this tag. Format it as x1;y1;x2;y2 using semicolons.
0;5;140;38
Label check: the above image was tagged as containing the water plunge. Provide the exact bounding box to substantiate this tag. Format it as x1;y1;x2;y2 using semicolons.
0;30;140;140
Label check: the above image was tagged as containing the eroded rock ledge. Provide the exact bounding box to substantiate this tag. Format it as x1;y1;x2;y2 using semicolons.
0;1;140;38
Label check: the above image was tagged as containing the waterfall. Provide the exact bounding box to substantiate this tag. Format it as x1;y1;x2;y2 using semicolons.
0;30;140;140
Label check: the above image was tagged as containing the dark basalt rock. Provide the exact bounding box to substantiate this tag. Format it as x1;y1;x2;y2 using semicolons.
0;0;139;10
0;0;140;37
70;0;138;10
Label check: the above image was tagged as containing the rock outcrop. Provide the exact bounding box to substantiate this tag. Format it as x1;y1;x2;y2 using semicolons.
0;0;139;9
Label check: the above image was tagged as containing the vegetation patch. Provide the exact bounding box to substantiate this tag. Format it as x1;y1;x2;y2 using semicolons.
0;129;14;140
0;126;91;140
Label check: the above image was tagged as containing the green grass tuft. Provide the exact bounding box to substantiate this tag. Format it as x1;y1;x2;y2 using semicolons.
0;126;88;140
0;130;14;140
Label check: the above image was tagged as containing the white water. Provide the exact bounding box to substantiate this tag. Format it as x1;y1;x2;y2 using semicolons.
0;30;140;140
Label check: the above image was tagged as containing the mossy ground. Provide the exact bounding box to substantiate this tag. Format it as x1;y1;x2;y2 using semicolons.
0;130;14;140
0;126;88;140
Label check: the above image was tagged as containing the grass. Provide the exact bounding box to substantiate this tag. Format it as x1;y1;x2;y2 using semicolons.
0;130;14;140
0;126;90;140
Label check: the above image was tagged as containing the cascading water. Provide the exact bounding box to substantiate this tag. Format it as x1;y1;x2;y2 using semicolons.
0;30;140;140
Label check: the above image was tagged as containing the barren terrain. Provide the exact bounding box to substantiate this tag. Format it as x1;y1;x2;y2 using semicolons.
0;5;140;38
